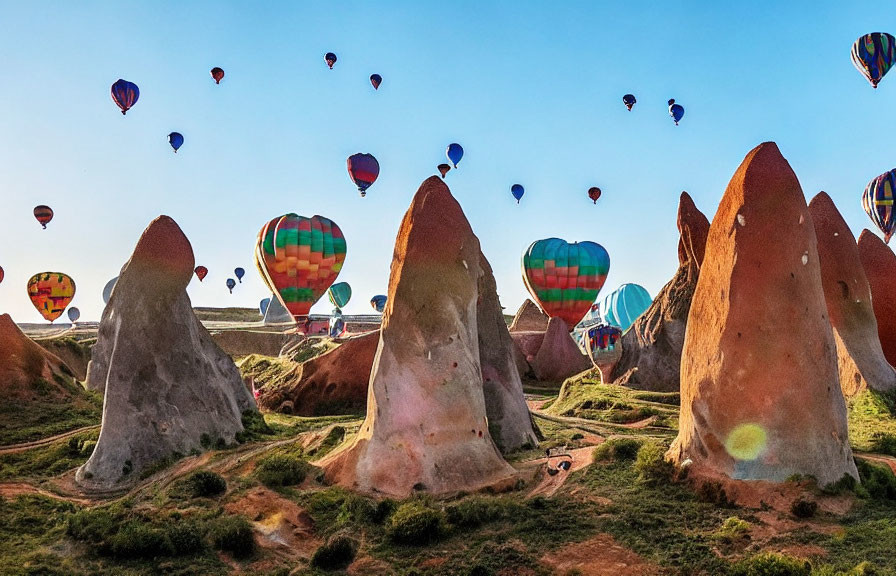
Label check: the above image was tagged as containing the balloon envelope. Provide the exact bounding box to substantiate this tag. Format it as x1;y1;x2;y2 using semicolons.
522;238;610;329
329;311;346;338
226;278;236;293
254;213;347;321
27;272;76;322
235;267;245;282
0;266;4;285
511;184;524;203
111;79;139;115
260;297;271;316
863;169;896;243
327;282;352;308
347;153;380;196
194;266;208;281
34;205;53;229
851;33;896;88
370;294;387;313
668;99;684;124
168;132;184;152
211;67;225;84
623;94;636;110
102;276;118;305
370;74;382;89
325;52;337;69
446;143;464;168
588;187;601;204
67;307;80;323
438;164;451;178
600;283;652;332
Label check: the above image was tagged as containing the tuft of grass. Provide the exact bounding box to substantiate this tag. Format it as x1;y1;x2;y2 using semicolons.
182;470;227;498
730;552;811;576
255;447;311;488
790;498;818;519
713;516;751;544
386;501;447;545
208;515;255;559
634;441;678;485
846;390;896;453
310;532;358;570
594;437;643;463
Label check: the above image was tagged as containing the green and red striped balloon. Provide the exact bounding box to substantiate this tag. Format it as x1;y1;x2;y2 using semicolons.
254;214;347;321
522;238;610;329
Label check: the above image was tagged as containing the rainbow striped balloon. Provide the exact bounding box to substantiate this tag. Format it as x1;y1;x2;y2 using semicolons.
863;169;896;244
254;214;347;320
522;238;610;329
851;33;896;88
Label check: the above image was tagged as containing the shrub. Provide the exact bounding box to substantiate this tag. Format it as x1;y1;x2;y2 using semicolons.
856;459;896;500
730;553;811;576
593;437;643;462
445;496;508;528
236;410;273;443
110;520;173;559
713;517;750;542
338;494;396;525
634;441;676;484
67;508;118;550
310;532;358;570
386;502;446;545
165;519;205;555
209;515;255;558
696;480;731;507
256;454;310;488
184;470;227;498
869;432;896;457
822;473;858;496
790;498;818;519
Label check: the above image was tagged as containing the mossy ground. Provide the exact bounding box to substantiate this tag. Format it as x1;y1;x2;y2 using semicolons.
0;377;102;446
2;363;895;575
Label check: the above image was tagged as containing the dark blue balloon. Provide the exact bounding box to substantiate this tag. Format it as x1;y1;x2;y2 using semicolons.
111;79;139;115
668;99;684;125
511;184;524;203
235;267;245;282
260;297;271;316
446;143;464;168
226;278;236;293
370;294;387;313
168;132;184;153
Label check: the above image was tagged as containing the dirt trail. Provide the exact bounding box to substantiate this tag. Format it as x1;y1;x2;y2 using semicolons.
0;426;100;455
0;482;93;505
527;445;600;498
540;533;662;575
857;453;896;474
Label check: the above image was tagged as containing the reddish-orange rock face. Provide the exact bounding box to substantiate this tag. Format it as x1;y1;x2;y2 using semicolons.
0;313;73;399
668;142;857;486
858;229;896;369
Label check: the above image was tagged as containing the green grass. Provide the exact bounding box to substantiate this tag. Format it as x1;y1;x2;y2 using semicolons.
0;430;99;481
847;390;896;455
543;376;678;429
0;380;102;446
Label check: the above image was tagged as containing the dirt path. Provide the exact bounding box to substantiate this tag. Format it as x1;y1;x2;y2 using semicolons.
857;453;896;474
540;533;662;575
0;425;100;455
0;482;93;505
527;445;599;498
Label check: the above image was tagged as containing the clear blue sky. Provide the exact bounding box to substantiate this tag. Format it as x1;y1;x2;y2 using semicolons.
1;1;893;322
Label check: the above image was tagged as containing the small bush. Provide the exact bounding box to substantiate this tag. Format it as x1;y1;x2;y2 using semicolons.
67;508;118;549
790;498;818;519
236;410;273;443
110;520;174;559
310;532;358;570
593;437;643;462
445;496;509;528
570;433;584;441
730;553;811;576
822;473;858;495
387;502;446;545
856;459;896;500
165;519;205;555
696;480;731;507
713;516;750;542
869;432;896;457
209;515;255;558
256;454;310;488
634;441;677;484
184;470;227;498
338;494;396;525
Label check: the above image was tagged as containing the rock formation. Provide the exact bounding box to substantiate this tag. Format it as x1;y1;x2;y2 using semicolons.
857;230;896;369
77;216;256;490
37;337;91;382
610;192;709;391
0;314;78;399
320;177;519;496
809;194;896;395
531;317;591;383
668;143;857;486
476;250;538;451
254;330;378;416
509;299;549;333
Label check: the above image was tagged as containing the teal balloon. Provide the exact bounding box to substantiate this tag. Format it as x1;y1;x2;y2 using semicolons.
600;283;651;331
328;282;352;308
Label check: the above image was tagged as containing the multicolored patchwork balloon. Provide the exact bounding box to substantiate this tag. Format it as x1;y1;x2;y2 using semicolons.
27;272;76;322
328;281;352;308
851;33;896;88
600;283;652;332
111;79;139;115
863;169;896;243
254;213;347;322
522;238;610;329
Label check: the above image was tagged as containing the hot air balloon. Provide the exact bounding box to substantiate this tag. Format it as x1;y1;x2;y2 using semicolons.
211;67;225;84
168;132;184;153
235;267;245;283
194;266;208;281
226;278;236;293
33;205;53;229
325;52;337;69
254;213;347;322
863;169;896;243
522;238;610;329
851;33;896;89
27;272;76;322
103;276;118;305
111;79;139;115
0;266;4;285
438;164;451;178
511;184;524;203
347;153;380;197
588;187;601;204
623;94;636;111
370;74;382;89
668;99;684;125
446;143;464;168
328;282;352;308
68;307;81;323
329;310;346;338
600;283;652;332
260;297;271;316
370;294;387;313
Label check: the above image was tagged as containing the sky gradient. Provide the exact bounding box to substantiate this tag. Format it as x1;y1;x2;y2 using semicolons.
1;1;894;322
